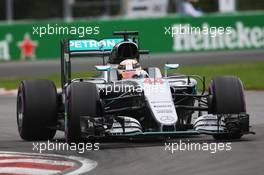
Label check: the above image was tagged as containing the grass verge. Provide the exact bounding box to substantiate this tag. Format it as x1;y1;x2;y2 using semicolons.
0;61;263;90
174;61;264;90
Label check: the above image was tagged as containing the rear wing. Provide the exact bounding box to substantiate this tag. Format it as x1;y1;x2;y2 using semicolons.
67;39;149;57
60;31;149;88
60;38;131;88
68;38;126;57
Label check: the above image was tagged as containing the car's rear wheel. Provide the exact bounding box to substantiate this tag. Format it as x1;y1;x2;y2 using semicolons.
17;80;57;141
65;82;99;144
209;76;246;140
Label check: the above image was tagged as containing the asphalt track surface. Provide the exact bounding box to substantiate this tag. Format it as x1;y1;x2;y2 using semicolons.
0;91;263;175
1;49;264;77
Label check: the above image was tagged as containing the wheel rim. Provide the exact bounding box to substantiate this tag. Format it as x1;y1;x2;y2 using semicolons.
64;95;70;143
17;88;24;133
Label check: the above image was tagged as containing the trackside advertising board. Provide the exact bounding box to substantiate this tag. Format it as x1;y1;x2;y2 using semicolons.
0;12;264;61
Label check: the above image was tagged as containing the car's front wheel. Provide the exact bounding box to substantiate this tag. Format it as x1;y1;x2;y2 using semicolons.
65;82;99;144
209;76;246;140
17;80;57;141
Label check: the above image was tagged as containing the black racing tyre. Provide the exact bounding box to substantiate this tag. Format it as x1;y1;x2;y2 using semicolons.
17;80;57;141
209;76;246;140
209;76;246;114
65;82;99;144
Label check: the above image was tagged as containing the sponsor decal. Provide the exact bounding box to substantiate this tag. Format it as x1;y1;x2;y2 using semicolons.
156;109;173;114
160;115;174;122
153;105;172;108
17;33;38;60
0;34;12;61
144;78;164;84
69;38;125;51
172;22;264;51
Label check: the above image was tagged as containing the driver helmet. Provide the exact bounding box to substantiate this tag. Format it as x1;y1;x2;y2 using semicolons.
117;59;147;79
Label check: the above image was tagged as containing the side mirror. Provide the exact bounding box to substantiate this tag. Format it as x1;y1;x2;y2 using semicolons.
95;65;112;71
164;64;179;69
95;65;112;82
164;64;179;78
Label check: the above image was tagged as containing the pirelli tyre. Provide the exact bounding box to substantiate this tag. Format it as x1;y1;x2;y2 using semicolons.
65;82;99;144
17;80;57;141
209;76;246;140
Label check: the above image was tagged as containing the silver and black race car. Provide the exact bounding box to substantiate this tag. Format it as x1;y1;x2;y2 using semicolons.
17;31;254;143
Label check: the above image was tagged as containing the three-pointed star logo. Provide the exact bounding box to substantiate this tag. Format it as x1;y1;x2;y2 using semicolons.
17;33;38;60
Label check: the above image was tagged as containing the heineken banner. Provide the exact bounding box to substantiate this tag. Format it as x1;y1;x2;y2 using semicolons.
0;12;264;61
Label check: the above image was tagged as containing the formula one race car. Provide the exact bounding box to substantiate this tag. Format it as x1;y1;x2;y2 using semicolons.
17;31;254;143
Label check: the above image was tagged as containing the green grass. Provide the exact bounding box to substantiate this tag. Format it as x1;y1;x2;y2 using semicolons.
0;71;97;90
174;61;264;90
0;61;264;90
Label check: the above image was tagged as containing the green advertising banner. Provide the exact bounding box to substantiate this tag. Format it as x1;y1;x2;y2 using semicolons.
0;12;264;61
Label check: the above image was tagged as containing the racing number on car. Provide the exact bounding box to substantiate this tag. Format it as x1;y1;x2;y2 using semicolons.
144;78;164;84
